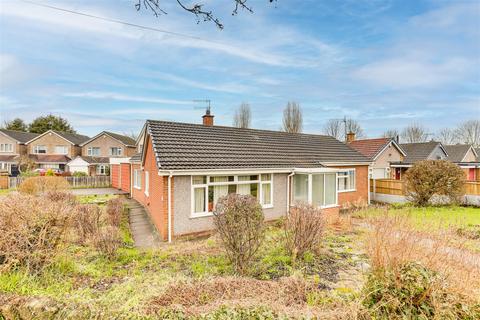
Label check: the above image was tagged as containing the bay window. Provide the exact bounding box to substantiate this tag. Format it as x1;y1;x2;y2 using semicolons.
337;169;355;192
191;173;274;217
293;172;337;208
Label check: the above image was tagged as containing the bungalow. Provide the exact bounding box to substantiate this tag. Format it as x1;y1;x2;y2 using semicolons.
0;129;39;176
123;111;371;242
444;144;479;181
390;141;448;180
67;131;136;175
347;135;406;179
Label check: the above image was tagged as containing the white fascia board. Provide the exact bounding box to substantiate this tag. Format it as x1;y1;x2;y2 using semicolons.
109;157;131;165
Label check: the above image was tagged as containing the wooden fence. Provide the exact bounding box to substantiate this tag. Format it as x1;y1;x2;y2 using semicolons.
8;176;112;189
370;179;480;196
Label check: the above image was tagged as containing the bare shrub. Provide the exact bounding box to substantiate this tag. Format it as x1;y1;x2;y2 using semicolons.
74;204;102;243
44;191;77;206
93;226;122;258
0;194;72;272
18;176;70;195
404;160;465;206
364;214;480;318
284;203;324;260
105;197;124;227
213;194;265;275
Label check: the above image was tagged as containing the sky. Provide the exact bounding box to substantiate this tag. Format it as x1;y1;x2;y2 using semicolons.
0;0;479;137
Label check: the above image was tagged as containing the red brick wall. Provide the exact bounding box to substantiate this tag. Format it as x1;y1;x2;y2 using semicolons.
334;165;369;206
111;164;120;189
130;135;171;241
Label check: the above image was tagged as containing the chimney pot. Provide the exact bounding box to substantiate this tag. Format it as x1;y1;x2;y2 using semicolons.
202;108;214;126
346;132;356;143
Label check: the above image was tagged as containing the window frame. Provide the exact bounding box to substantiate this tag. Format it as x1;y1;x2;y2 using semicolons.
292;173;338;209
96;164;108;175
33;145;47;154
190;173;274;218
109;147;123;156
54;145;68;155
337;168;356;193
87;147;100;156
144;171;149;196
0;143;13;153
133;169;142;189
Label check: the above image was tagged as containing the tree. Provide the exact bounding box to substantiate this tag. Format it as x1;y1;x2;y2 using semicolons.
435;128;457;145
136;0;276;29
455;120;480;147
323;118;365;141
28;115;76;134
383;129;399;139
401;122;429;143
3;118;27;132
233;103;251;128
17;155;36;174
282;102;303;133
404;160;465;206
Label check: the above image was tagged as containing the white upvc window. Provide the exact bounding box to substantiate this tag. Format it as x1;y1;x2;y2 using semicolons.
96;165;108;175
110;147;122;156
144;171;149;196
33;145;47;154
133;169;142;189
0;143;13;153
191;173;274;218
337;169;356;192
293;173;338;208
54;145;68;155
87;147;100;156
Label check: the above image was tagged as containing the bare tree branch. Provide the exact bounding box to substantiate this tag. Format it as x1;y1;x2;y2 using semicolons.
282;102;302;133
435;128;458;145
401;122;429;143
233;102;252;128
455;120;480;147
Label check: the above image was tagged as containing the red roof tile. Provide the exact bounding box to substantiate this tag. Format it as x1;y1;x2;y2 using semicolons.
348;138;391;160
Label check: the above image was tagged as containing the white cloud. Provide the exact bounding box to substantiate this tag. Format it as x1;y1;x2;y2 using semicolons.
63;91;192;105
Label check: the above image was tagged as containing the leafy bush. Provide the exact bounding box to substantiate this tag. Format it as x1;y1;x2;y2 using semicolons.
105;198;124;227
18;176;70;195
213;194;265;275
72;171;87;177
0;194;72;272
45;169;55;176
93;226;122;258
284;203;324;260
404;160;465;206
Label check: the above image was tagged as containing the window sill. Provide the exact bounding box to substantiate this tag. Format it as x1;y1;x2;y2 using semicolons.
320;204;340;209
190;212;214;219
338;189;356;193
262;204;274;209
134;186;141;190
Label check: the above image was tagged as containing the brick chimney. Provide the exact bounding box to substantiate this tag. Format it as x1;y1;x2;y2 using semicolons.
346;132;356;143
202;107;214;126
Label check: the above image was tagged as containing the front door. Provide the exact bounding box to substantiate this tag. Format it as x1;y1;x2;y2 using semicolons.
394;168;401;180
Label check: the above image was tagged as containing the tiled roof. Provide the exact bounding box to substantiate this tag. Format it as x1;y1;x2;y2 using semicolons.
78;156;110;164
146;120;370;170
130;153;142;163
444;145;473;163
348;138;391;160
30;154;71;163
104;131;136;146
399;141;443;164
0;155;19;162
53;131;90;145
476;148;480;161
0;129;39;143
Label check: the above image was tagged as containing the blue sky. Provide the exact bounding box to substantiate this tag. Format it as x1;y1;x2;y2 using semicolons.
0;0;479;137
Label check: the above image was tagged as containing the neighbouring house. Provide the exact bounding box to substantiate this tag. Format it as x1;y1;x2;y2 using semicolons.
444;144;480;181
117;110;371;242
0;129;39;176
67;131;136;176
347;135;406;179
390;141;448;180
25;130;90;172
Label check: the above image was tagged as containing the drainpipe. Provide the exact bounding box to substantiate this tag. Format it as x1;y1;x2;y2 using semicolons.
167;172;173;243
286;172;295;215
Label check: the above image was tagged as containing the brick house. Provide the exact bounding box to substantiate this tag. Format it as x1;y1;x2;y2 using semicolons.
347;135;406;179
116;111;371;242
0;129;39;176
67;131;136;176
25;130;90;172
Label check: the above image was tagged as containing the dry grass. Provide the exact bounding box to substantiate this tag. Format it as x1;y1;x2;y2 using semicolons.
105;198;124;227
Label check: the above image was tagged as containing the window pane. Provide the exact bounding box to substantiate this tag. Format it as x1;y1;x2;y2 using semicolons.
338;177;347;191
293;174;308;203
192;176;206;184
210;176;229;183
348;170;355;189
261;174;272;181
324;173;336;206
238;175;259;181
312;174;324;206
262;183;271;205
238;183;258;197
194;187;206;213
208;185;228;212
